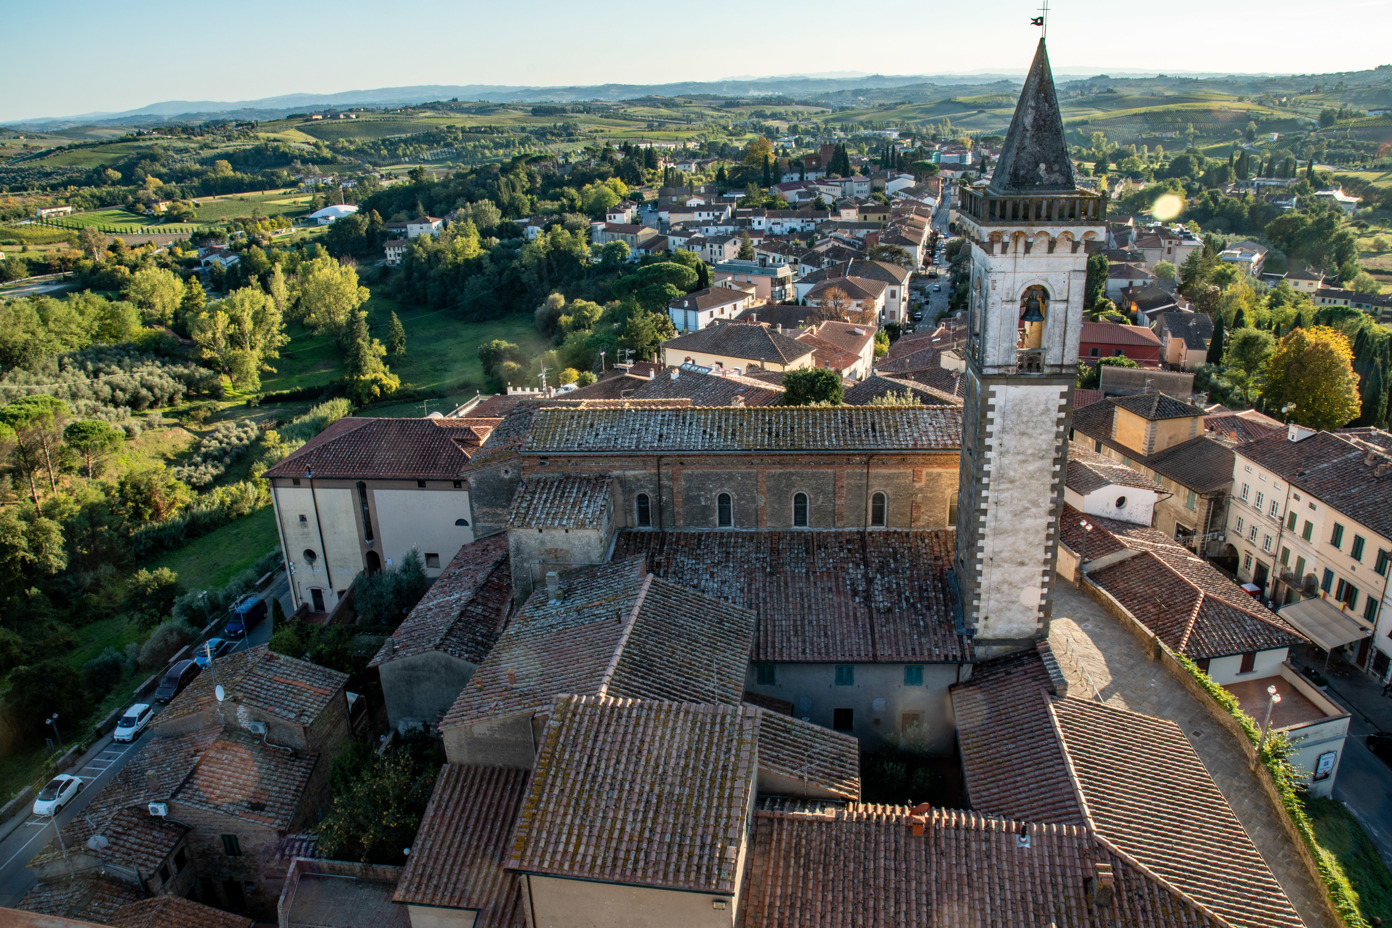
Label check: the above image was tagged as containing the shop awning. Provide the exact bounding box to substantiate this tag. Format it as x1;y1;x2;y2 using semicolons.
1279;597;1371;652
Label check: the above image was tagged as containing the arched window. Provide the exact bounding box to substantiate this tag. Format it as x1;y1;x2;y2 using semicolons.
303;548;318;565
356;482;374;542
870;492;887;527
636;493;652;528
947;493;959;527
792;492;809;528
717;493;733;528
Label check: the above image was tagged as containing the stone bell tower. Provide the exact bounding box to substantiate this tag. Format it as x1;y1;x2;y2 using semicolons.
953;38;1106;656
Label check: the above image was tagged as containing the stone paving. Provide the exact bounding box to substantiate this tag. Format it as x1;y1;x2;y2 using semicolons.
1048;579;1339;928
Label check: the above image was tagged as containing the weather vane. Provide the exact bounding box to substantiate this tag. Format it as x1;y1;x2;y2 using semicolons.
1031;0;1049;37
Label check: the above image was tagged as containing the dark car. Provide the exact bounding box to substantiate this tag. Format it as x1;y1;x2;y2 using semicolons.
154;659;200;703
224;595;267;639
1368;732;1392;767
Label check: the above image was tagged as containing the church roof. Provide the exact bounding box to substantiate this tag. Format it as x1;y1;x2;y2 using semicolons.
990;39;1076;194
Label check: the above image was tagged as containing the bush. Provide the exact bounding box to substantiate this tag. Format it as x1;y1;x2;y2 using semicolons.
137;620;198;670
172;419;259;489
268;621;355;674
126;567;183;630
353;549;430;627
276;397;351;446
316;725;444;864
170;550;282;626
129;479;270;557
83;647;126;696
177;401;219;427
6;660;86;741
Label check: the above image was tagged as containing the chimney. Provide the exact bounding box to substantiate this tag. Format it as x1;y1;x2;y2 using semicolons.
731;394;745;407
1088;862;1116;907
671;368;680;380
545;571;562;603
775;323;782;334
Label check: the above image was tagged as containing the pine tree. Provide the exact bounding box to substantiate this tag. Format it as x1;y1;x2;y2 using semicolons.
387;311;406;356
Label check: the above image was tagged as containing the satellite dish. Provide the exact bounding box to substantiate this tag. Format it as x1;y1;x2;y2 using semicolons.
215;685;226;703
86;835;109;851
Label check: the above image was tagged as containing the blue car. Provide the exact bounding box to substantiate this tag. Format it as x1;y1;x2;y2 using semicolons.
224;596;267;639
195;637;233;668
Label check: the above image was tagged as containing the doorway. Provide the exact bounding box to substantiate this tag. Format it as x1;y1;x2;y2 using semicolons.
310;588;326;612
365;550;381;575
1253;561;1269;593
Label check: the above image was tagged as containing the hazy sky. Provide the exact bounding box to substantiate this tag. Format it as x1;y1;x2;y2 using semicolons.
4;0;1390;122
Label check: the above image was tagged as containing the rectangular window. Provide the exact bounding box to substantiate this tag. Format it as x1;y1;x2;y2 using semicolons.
1236;516;1245;534
1321;568;1334;593
1269;500;1280;519
174;848;188;871
1263;535;1273;553
904;665;924;686
755;663;776;685
159;863;171;884
221;834;242;858
833;708;854;731
834;665;854;686
1185;490;1197;510
1241;483;1250;502
901;712;923;732
1243;553;1253;572
416;480;427;488
1364;598;1380;623
1248;525;1258;542
425;553;440;569
1302;521;1313;542
1280;547;1291;566
1377;550;1391;577
1295;556;1306;578
1286;512;1297;531
1196;658;1211;674
1336;579;1358;609
1351;535;1365;561
1255;492;1264;510
1239;652;1256;674
1331;523;1345;548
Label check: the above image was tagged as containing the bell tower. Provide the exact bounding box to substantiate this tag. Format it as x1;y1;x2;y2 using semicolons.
953;38;1106;656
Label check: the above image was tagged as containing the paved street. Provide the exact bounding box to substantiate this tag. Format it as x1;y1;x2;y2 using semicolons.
1049;580;1340;928
0;573;288;907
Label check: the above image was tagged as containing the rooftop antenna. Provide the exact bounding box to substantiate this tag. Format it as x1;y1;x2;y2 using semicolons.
419;399;438;417
1032;0;1049;37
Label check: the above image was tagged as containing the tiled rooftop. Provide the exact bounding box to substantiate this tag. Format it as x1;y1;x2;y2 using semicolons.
1110;392;1205;421
264;417;502;480
523;405;962;454
508;696;758;894
370;535;511;668
663;323;813;365
505;473;612;530
755;711;859;800
1239;428;1392;539
1072;401;1234;492
632;367;784;407
108;896;252;928
1204;409;1283;444
842;374;959;407
394;764;529;925
160;645;347;728
1066;445;1163;495
738;801;1225;928
616;530;970;664
18;877;142;924
177;729;320;830
441;560;755;729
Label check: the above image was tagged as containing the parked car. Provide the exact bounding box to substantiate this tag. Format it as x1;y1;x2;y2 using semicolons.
32;774;83;817
195;637;234;668
154;659;200;703
1368;732;1392;767
112;703;154;743
933;285;942;292
224;595;267;639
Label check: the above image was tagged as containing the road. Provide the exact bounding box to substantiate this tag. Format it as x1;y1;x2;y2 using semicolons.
0;577;287;907
0;275;78;298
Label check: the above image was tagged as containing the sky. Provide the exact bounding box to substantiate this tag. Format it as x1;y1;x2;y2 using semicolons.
4;0;1390;123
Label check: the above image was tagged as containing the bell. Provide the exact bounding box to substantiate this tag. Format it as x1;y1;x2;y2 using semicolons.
1021;292;1045;323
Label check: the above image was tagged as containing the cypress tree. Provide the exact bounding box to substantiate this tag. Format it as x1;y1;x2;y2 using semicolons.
1206;311;1226;365
1233;308;1247;330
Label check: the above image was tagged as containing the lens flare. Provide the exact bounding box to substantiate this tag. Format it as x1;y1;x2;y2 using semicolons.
1151;193;1184;222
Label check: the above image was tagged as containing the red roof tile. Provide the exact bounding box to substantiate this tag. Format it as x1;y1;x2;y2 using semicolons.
159;646;348;728
108;896;252;928
265;417;503;480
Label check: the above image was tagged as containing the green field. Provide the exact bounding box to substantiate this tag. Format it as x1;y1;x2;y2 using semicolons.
152;506;280;592
1305;797;1392;922
193;189;312;222
49;207;162;230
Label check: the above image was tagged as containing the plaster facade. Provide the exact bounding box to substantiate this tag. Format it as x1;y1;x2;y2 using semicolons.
379;650;479;732
520;874;736;928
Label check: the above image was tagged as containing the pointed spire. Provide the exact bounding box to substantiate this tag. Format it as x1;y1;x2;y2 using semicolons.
990;39;1075;194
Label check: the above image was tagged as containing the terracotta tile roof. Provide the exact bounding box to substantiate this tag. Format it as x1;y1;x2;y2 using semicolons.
1156;311;1213;351
109;896;252;928
506;474;612;529
1067;446;1161;495
160;645;348;728
370;536;511;668
264;417;502;480
952;647;1085;825
736;303;819;331
393;764;528;926
1204;410;1282;444
176;729;320;830
523;406;962;454
1073;388;1105;408
755;711;859;800
794;332;860;373
616;530;971;664
898;365;967;399
440;560;756;729
466;405;541;468
1239;429;1392;539
632;367;784;406
18;877;142;924
807;276;888;302
1072;402;1234;493
507;696;758;894
798;258;911;286
668;285;752;312
1082;521;1306;659
842;375;960;407
806;320;875;356
1050;697;1304;928
738;801;1226;928
663;323;814;366
1110;392;1204;421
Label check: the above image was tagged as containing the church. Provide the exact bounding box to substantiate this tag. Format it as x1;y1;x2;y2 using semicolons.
267;39;1308;928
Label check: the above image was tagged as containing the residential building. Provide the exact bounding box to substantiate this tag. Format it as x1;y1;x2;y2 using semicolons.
405;216;443;238
1064;445;1161;525
1284;268;1325;293
1079;321;1163;366
1314;286;1392;324
710;260;794;303
804;277;887;321
667;284;757;332
34;205;74;219
795;259;913;323
794;319;877;380
1219;240;1269;276
1313;187;1360;215
383;238;408;266
590;221;656;248
199;249;240;270
661;322;814;374
1152;311;1213;370
1104;261;1157;300
1133;225;1201;270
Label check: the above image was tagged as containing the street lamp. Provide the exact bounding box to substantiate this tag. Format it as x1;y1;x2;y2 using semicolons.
1078;519;1094;581
1257;683;1283;756
46;713;63;752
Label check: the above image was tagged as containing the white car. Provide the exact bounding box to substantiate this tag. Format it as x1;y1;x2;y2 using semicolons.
32;774;83;817
113;703;154;743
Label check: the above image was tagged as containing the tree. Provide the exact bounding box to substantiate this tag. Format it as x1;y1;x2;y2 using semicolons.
1084;254;1108;310
178;279;206;325
1319;108;1338;128
316;729;443;864
125;267;186;326
866;244;913;268
478;339;523;379
744;137;774;169
78;227;108;262
737;232;754;260
295;257;369;345
782;368;843;406
1076;356;1139;390
189;285;287;391
1153;260;1177;282
343;308;399;405
0;396;68;510
1225;328;1275;386
63;419;123;479
1263;326;1361;430
386;311;407;356
1206;311;1226;366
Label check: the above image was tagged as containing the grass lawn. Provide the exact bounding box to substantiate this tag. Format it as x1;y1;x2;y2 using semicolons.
152;506;280;593
52;208;160;230
193;190;310;223
1304;796;1392;923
